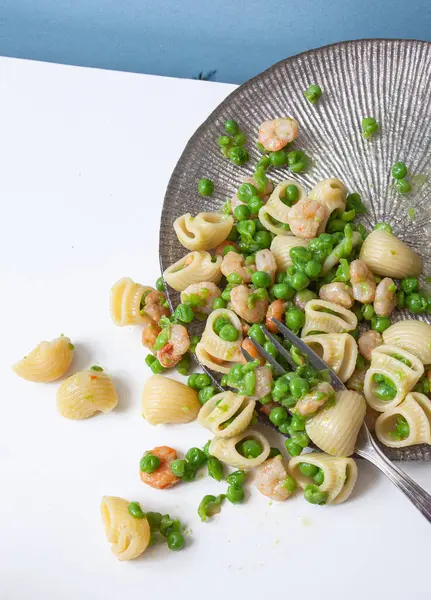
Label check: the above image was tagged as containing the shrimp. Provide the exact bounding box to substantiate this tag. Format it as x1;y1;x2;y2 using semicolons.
215;240;238;256
294;382;335;417
374;277;396;317
230;285;268;323
319;282;354;308
350;259;376;304
181;282;221;315
258;117;299;152
241;337;265;365
253;455;292;501
255;249;277;284
221;251;255;283
157;324;190;368
358;330;382;361
287;198;327;239
265;299;285;333
249;366;273;401
139;446;180;490
142;290;170;323
141;318;161;351
231;176;274;210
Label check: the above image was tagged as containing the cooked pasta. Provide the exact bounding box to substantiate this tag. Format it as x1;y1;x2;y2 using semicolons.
308;178;347;234
382;320;431;365
306;389;366;456
302;333;357;383
258;180;306;235
359;229;422;278
56;367;118;419
198;308;243;362
142;375;200;425
198;391;255;437
100;496;150;561
375;392;431;448
301;299;357;338
209;429;270;469
288;453;357;504
363;344;424;412
270;235;309;271
13;335;74;382
163;251;222;292
174;212;234;251
110;278;154;326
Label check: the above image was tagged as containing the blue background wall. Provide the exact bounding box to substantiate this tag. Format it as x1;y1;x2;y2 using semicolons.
0;0;430;83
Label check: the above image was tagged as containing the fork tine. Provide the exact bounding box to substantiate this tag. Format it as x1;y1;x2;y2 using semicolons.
260;325;297;370
271;318;346;390
241;346;255;363
247;337;286;376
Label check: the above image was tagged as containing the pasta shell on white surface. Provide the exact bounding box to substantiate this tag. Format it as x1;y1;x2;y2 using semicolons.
288;453;357;504
163;251;222;292
110;277;154;326
308;178;347;234
12;335;74;382
209;429;270;469
173;212;234;251
198;391;255;437
100;496;150;561
258;180;306;235
375;392;431;448
142;375;200;425
382;320;431;365
306;389;366;456
253;455;294;501
363;344;424;412
270;235;309;271
56;368;118;419
200;309;243;362
301;299;357;338
359;230;422;278
302;333;357;383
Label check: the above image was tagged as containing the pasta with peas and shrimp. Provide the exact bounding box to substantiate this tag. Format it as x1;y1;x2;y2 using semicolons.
195;309;244;373
110;278;157;326
375;392;431;448
100;496;151;561
301;299;357;337
163;251;222;292
209;429;270;469
258;180;307;236
198;391;255;437
302;333;357;383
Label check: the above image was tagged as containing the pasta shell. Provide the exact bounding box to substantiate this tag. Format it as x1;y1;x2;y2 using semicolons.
195;344;238;374
198;391;255;437
383;320;431;365
110;278;154;326
303;333;357;383
56;369;118;419
270;235;309;271
375;392;431;448
13;336;74;382
301;299;357;337
258;180;307;236
209;429;270;469
200;309;243;362
308;178;347;234
164;251;222;292
100;496;150;561
142;375;200;425
174;212;234;251
359;230;422;278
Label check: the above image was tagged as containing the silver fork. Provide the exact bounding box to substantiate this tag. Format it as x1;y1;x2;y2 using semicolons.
240;318;431;523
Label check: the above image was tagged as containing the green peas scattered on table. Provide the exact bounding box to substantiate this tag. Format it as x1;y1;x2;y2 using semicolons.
227;484;245;504
199;385;216;404
140;453;161;473
198;178;214;196
304;84;322;104
167;531;185;551
361;117;379;139
304;484;328;505
392;161;407;179
226;470;246;486
198;494;226;522
395;179;411;194
170;459;187;478
234;132;246;146
145;511;162;530
207;456;224;481
218;135;231;146
128;501;146;519
185;447;207;468
346;192;367;214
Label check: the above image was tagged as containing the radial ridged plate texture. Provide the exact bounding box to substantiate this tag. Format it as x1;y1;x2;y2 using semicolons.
160;39;431;461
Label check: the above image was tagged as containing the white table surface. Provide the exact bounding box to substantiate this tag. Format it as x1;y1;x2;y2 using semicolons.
1;57;430;600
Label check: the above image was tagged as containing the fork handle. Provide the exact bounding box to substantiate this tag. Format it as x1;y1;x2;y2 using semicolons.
357;437;431;522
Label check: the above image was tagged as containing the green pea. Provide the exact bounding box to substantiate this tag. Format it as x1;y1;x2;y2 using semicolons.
361;117;378;139
289;377;308;399
272;377;290;399
290;246;312;264
304;484;328;505
396;179;411;194
401;277;419;294
234;132;246;146
269;150;287;167
167;531;185;551
287;150;308;173
289;271;310;291
406;293;428;314
140;453;161;473
229;146;249;166
271;282;295;300
285;184;299;204
356;354;366;370
222;245;237;257
218;135;231;147
251;270;272;288
396;290;405;310
304;84;322;104
174;303;194;323
197;178;214;196
219;324;239;342
238;439;262;458
214;316;230;335
145;511;162;530
362;304;375;320
285;438;303;456
233;204;250;222
225;119;239;136
268;447;281;459
227;484;245;504
203;440;211;457
238;183;258;202
145;354;156;367
269;406;288;427
221;287;232;301
374;222;392;234
371;316;391;333
304;260;322;278
199;386;216;404
226;470;246;485
213;297;227;310
285;307;305;333
170;459;187;477
198;494;226;522
291;431;310;448
299;462;319;477
290;414;306;430
264;341;277;358
155;277;165;292
313;469;325;485
207;456;224;481
282;474;298;493
295;290;318;307
128;501;146;519
391;415;410;440
185;447;207;468
256;156;271;170
278;419;293;433
176;353;191;376
253;168;269;194
160;514;181;537
254;230;272;249
392;162;407;179
248;324;266;345
227;273;243;286
194;373;211;389
346;192;367;215
248;196;264;214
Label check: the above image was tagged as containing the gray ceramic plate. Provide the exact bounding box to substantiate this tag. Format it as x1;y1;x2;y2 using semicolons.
159;39;431;461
